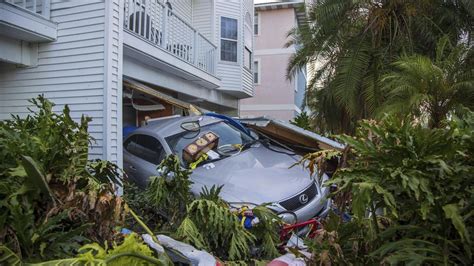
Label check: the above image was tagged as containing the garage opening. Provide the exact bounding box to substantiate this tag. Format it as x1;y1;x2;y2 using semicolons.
122;77;203;138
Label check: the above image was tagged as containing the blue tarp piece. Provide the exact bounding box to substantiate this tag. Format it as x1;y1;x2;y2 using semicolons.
204;113;251;136
123;126;138;138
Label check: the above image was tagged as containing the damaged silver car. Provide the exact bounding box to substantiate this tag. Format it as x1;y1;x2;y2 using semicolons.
123;115;332;223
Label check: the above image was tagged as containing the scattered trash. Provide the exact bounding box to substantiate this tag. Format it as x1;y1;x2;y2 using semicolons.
142;234;165;254
154;234;218;266
268;252;309;266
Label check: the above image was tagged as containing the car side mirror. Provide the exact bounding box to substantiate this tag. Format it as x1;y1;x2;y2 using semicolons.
180;120;200;132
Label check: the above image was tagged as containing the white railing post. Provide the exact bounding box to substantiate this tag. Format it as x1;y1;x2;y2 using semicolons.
193;30;198;65
161;4;168;49
144;0;148;39
42;0;50;19
124;0;129;29
213;47;217;74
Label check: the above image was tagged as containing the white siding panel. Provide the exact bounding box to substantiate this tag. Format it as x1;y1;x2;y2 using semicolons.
58;17;105;30
192;0;213;41
17;60;104;73
169;0;192;24
0;1;109;162
0;67;104;81
0;82;104;94
38;38;104;51
242;68;253;95
52;31;104;44
39;52;104;65
102;0;124;167
58;24;105;36
240;0;254;96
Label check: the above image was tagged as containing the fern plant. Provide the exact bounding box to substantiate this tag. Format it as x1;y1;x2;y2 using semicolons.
175;199;256;261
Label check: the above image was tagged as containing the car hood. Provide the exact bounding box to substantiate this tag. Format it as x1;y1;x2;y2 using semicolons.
190;144;315;204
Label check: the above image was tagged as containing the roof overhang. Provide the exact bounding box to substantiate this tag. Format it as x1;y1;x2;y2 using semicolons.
255;0;304;11
255;0;306;27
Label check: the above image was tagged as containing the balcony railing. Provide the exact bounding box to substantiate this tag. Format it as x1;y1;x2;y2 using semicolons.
124;0;217;75
4;0;50;19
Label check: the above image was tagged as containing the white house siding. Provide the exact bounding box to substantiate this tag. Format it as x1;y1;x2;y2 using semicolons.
241;0;253;96
215;0;242;93
0;0;123;166
168;0;192;24
103;0;123;165
192;0;213;41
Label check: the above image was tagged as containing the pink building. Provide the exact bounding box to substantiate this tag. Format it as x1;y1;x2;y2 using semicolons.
239;0;306;121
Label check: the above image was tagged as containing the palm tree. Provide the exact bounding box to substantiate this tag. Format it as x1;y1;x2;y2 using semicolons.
287;0;473;134
380;37;474;128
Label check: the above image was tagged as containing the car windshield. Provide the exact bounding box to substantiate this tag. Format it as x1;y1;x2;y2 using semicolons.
165;121;254;164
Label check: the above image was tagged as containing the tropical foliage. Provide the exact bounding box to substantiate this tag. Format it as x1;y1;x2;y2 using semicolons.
0;96;125;262
287;0;473;134
381;37;474;127
1;233;167;265
290;111;312;130
303;112;474;264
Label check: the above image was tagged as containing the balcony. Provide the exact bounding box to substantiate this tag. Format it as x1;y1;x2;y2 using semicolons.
123;0;217;79
0;0;56;42
4;0;50;19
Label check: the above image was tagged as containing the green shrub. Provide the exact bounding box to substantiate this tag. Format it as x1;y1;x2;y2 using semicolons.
0;96;124;261
304;113;474;264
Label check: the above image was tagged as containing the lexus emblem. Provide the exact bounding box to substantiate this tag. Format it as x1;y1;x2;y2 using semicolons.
299;193;309;204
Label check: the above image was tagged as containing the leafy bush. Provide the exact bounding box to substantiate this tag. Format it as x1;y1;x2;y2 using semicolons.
0;96;124;261
304;113;473;264
1;233;167;265
124;155;193;232
176;199;256;260
290;111;312;130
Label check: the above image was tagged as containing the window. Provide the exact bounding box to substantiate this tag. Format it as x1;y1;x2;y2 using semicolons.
253;60;259;84
220;17;238;62
254;12;259;35
125;134;165;165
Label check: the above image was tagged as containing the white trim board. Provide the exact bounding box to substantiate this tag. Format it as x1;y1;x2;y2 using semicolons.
240;104;301;112
254;47;295;56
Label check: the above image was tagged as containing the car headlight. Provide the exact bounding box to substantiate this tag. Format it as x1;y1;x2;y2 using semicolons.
277;211;297;224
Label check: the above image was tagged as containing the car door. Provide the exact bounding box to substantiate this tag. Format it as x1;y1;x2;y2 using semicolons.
123;134;166;187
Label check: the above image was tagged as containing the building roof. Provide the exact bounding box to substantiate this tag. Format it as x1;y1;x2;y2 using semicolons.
255;0;306;27
255;0;304;10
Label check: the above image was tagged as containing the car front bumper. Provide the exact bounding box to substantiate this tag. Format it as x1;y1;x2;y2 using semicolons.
273;185;331;223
